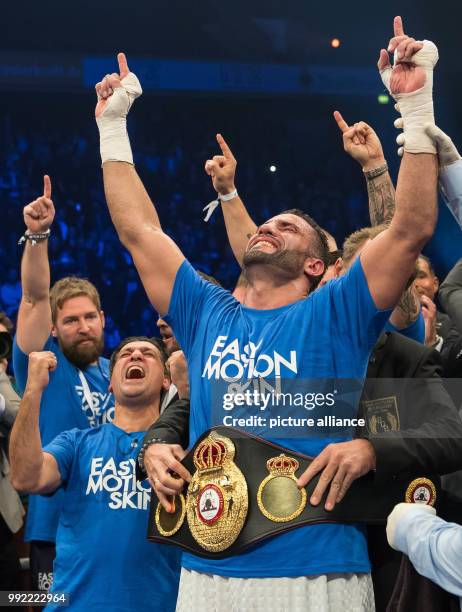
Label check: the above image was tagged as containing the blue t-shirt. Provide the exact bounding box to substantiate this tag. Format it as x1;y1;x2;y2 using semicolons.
385;310;425;343
43;423;181;611
13;337;114;542
164;257;391;578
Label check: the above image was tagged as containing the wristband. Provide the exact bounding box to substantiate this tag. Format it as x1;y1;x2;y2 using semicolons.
203;189;238;222
137;437;167;472
18;229;51;246
363;163;388;180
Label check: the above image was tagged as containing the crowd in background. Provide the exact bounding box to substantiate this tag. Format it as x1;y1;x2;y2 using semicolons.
0;93;379;351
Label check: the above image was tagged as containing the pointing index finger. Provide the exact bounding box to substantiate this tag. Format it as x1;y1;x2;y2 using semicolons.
216;133;235;160
333;111;349;134
43;175;52;199
117;52;130;79
393;15;404;37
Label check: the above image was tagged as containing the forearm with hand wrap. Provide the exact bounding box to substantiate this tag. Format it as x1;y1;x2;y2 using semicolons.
380;40;439;154
96;73;142;164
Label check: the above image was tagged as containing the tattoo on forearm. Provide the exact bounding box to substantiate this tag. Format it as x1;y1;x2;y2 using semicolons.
396;288;420;327
367;171;396;226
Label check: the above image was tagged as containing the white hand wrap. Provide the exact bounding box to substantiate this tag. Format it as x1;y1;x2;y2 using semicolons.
96;73;142;165
380;40;438;154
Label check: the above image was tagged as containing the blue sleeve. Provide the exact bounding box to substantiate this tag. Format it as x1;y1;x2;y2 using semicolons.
13;336;56;394
385;310;425;343
43;428;79;485
164;260;234;356
440;159;462;230
326;257;392;352
394;509;462;597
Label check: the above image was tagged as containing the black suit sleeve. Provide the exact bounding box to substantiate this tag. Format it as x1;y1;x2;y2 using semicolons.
360;348;462;479
439;258;462;336
135;398;190;481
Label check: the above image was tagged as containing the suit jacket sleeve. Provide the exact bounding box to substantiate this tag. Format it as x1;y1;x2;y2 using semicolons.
439;259;462;336
0;372;21;428
360;347;462;479
136;398;190;481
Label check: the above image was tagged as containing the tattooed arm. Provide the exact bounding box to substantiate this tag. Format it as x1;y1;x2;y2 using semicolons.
366;171;396;226
334;111;421;329
389;284;421;330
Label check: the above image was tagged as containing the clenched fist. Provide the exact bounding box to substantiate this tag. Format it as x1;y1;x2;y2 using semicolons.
23;175;55;234
205;134;237;196
26;351;57;393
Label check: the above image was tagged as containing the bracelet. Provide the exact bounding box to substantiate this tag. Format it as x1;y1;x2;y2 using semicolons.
137;437;167;472
363;163;388;180
18;229;51;246
219;189;238;202
203;189;238;222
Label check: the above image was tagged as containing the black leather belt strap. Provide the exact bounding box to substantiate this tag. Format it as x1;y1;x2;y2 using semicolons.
147;426;439;559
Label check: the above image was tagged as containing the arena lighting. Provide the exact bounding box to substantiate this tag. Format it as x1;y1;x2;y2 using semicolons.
269;165;277;173
378;93;390;104
331;38;341;48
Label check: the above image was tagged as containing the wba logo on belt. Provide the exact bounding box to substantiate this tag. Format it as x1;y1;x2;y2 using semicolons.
156;432;248;552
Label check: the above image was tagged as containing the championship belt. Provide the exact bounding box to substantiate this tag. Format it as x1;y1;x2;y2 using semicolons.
148;426;440;559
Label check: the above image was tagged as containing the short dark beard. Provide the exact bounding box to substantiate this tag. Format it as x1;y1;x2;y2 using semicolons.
59;335;104;369
243;248;307;281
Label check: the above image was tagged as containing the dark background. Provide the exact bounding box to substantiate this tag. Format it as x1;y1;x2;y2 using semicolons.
1;0;460;351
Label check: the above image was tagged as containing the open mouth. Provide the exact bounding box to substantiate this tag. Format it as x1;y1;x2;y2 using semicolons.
250;239;278;252
125;365;145;380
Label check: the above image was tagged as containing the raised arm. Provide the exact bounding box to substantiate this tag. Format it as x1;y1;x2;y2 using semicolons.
360;17;438;309
334;110;395;226
204;134;257;266
95;54;185;315
9;351;62;494
334;111;421;328
16;176;54;354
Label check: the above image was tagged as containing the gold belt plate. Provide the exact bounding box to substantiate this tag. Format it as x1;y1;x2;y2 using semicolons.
186;431;248;552
257;454;306;522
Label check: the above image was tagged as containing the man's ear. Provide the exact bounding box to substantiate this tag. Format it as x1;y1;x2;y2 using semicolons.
334;257;344;277
51;325;58;338
100;310;106;329
433;276;440;293
108;381;113;394
304;257;325;279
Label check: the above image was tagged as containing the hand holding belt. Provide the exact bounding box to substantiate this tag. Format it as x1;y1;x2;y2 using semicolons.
147;426;439;559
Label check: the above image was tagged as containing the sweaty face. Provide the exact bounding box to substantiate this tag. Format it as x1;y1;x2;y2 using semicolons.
110;341;167;405
54;296;104;369
243;214;316;280
157;318;180;355
414;258;438;301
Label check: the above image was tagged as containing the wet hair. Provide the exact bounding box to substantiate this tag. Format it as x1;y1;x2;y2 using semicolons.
281;208;330;290
109;336;168;377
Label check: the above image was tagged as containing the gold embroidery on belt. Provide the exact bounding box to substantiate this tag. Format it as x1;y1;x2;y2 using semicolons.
186;432;248;552
405;477;436;507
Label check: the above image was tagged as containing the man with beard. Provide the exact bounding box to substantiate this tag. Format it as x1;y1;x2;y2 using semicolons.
95;17;438;610
13;175;114;596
